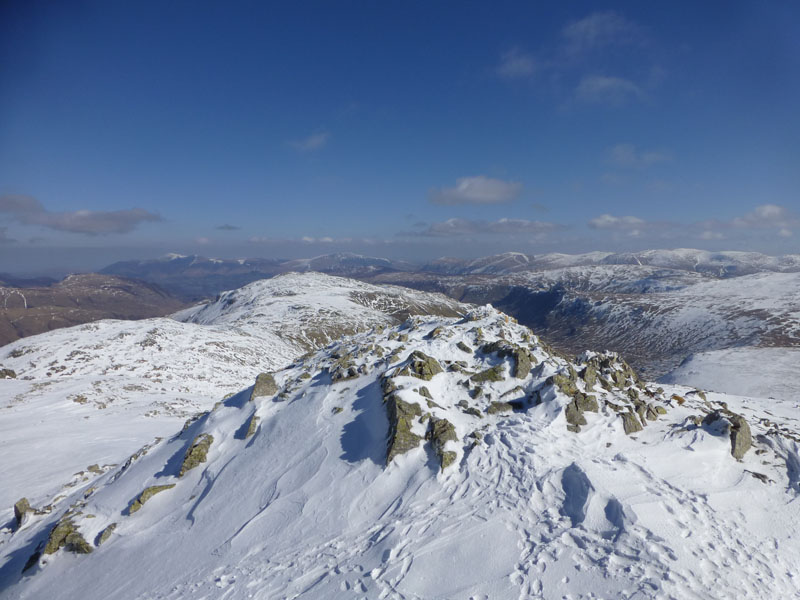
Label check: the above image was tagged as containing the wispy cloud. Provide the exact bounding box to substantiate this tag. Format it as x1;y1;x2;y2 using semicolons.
216;224;240;231
496;48;537;79
416;217;562;237
289;131;330;152
561;11;643;56
606;143;671;168
576;75;644;105
430;176;522;206
0;195;161;235
0;227;17;244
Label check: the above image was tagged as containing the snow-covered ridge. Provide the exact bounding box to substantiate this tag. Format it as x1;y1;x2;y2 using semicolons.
0;273;468;512
2;306;798;599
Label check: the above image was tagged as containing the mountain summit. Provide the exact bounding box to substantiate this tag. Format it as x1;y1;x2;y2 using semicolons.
2;303;797;599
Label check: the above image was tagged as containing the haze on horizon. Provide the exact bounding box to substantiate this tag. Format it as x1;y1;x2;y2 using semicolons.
1;1;798;274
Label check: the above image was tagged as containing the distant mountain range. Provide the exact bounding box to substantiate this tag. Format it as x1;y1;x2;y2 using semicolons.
101;249;800;301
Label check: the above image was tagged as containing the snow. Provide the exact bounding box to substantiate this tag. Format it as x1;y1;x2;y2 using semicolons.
661;347;800;404
0;272;465;514
2;300;799;599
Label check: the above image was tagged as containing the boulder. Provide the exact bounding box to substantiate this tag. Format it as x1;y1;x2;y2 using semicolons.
729;414;752;460
395;351;444;381
471;365;505;383
621;411;643;435
487;401;514;415
0;368;16;379
481;341;535;379
97;523;117;546
250;372;278;401
179;433;214;477
14;497;31;529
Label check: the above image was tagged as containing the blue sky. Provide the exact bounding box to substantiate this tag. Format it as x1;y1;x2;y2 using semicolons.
1;1;798;273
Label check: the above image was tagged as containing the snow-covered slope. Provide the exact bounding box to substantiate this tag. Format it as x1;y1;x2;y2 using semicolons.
661;347;800;403
0;273;467;512
2;306;798;599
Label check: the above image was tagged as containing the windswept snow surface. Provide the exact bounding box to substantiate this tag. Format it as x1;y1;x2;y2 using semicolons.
2;306;799;599
0;273;466;512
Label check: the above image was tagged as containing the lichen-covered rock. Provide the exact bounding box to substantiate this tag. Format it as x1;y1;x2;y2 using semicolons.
418;386;433;400
129;484;176;514
487;401;514;415
565;401;587;433
245;414;260;438
471;365;505;383
429;418;458;470
621;411;643;435
179;433;214;477
456;341;473;354
14;497;31;529
43;518;92;555
575;393;598;413
580;364;597;390
729;414;752;460
395;351;444;381
0;368;16;379
547;373;579;397
250;372;278;401
97;523;117;546
386;396;423;464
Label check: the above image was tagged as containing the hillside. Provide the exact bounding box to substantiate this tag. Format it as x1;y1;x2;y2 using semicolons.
0;273;186;347
1;304;798;599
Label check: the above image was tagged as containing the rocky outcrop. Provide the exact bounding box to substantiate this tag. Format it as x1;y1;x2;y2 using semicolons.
386;396;423;464
43;518;92;555
250;372;278;401
481;341;535;378
179;433;214;477
0;367;16;379
129;484;176;514
395;351;444;381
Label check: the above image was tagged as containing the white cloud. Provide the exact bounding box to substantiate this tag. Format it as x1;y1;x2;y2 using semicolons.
0;194;161;235
588;214;646;230
576;75;644;105
418;217;562;237
561;11;643;56
779;228;793;238
430;176;522;205
290;132;330;152
732;204;790;227
496;48;537;79
699;230;724;240
607;143;671;168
